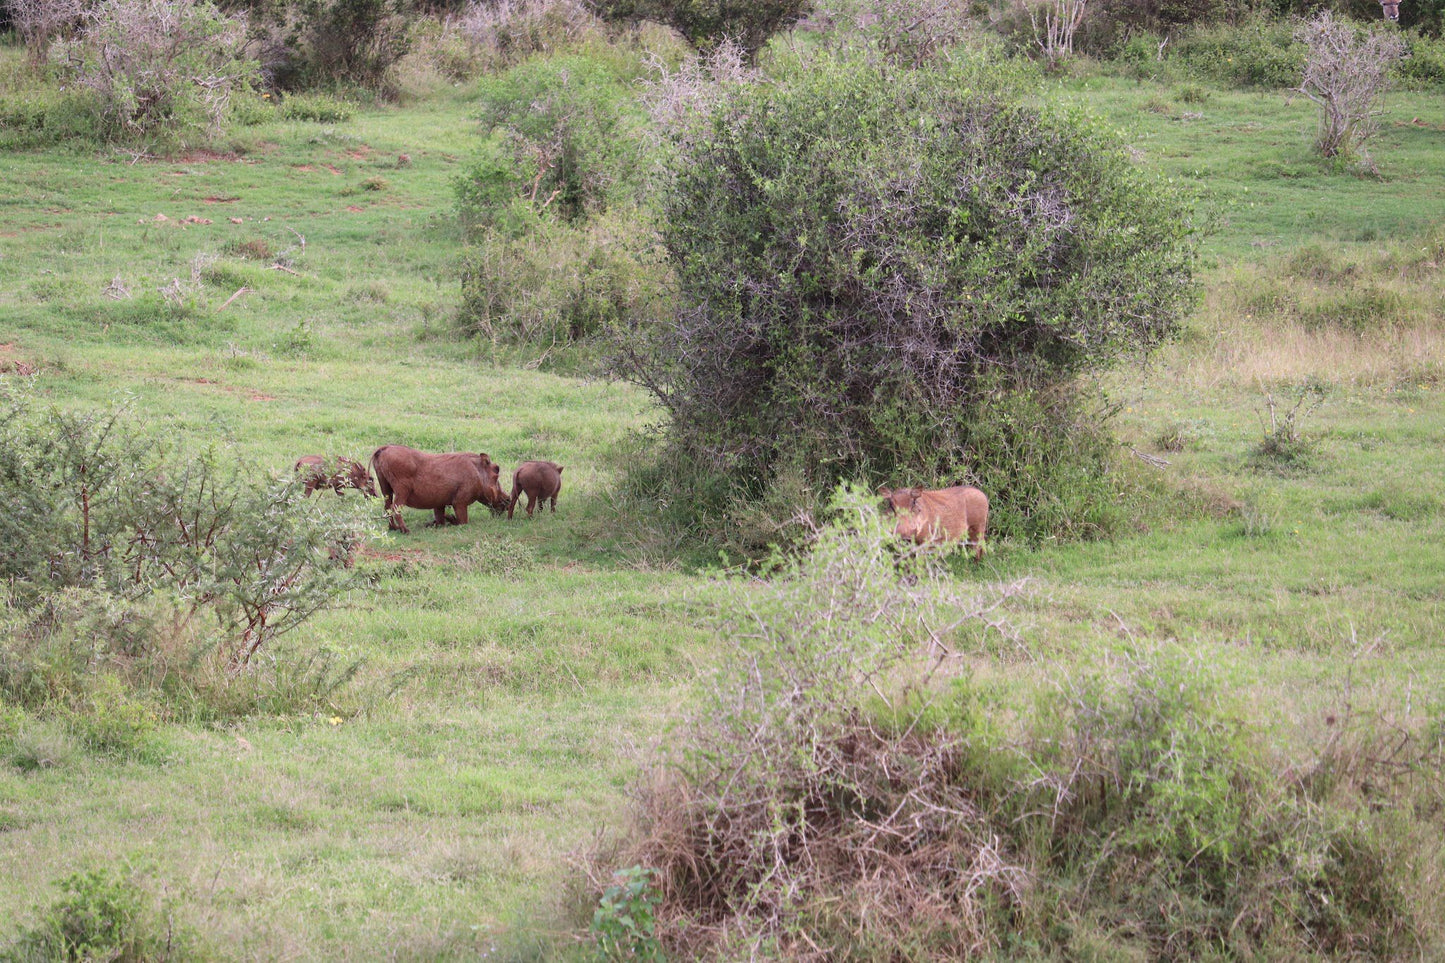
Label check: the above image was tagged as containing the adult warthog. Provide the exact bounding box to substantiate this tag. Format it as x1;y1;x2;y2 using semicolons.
369;445;508;534
879;484;990;561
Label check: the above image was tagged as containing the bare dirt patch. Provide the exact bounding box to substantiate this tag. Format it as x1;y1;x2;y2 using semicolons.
0;343;39;376
203;196;241;204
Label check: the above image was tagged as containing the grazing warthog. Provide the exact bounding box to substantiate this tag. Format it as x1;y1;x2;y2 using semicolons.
507;460;563;519
294;455;377;498
879;484;990;560
369;445;508;534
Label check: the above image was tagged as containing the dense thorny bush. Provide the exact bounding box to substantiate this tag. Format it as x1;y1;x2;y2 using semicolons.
454;0;606;73
598;502;1426;958
0;387;372;678
269;0;415;91
613;48;1196;549
601;491;1031;958
42;0;259;149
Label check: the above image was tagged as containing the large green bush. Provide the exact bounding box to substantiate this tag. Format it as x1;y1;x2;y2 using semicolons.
615;49;1197;544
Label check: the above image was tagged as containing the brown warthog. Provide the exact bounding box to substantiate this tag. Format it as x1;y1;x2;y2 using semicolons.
294;455;377;498
507;460;563;519
878;484;989;560
369;445;509;534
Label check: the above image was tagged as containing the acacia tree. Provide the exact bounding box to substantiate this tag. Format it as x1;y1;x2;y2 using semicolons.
615;50;1197;539
1296;11;1407;162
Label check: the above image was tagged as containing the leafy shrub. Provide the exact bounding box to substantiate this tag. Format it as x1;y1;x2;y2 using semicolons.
1395;29;1445;86
590;0;807;57
591;865;663;961
0;387;373;673
614;49;1197;548
458;208;674;348
1032;648;1418;957
463;54;650;228
601;528;1427;959
597;492;1030;958
1171;15;1303;87
283;0;415;92
2;868;180;962
55;0;259;150
808;0;980;67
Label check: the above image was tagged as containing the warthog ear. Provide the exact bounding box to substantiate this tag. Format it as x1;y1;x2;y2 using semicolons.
876;484;892;496
908;486;923;498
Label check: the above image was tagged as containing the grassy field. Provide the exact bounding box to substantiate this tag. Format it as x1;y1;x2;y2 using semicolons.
2;41;1443;959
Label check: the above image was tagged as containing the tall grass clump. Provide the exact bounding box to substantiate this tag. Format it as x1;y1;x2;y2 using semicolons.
592;504;1433;956
613;47;1198;554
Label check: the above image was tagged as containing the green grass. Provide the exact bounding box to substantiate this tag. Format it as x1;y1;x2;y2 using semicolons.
1;41;1443;959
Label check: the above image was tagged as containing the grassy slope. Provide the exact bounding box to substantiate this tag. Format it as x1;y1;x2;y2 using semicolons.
1;55;1443;957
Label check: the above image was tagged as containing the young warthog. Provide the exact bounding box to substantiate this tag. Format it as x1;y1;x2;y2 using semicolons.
878;484;989;560
507;460;563;519
294;455;377;498
369;445;509;534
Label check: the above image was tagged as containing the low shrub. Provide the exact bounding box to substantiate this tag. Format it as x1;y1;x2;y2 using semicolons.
596;513;1430;957
454;0;606;74
2;868;186;962
1248;384;1326;472
1170;15;1302;88
54;0;259;150
280;92;355;122
458;208;674;349
0;387;374;679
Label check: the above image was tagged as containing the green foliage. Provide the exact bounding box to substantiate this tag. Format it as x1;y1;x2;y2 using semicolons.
463;54;650;228
280;91;356;122
590;0;807;57
1029;648;1418;957
1395;29;1445;86
591;865;663;961
0;387;374;672
1171;15;1303;87
53;0;260;150
2;868;172;963
617;49;1197;545
458;208;674;349
283;0;414;91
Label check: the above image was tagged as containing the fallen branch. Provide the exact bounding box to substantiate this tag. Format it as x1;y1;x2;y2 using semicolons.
217;286;250;311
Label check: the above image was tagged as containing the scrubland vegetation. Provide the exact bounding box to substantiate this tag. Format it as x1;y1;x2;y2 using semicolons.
1;0;1443;958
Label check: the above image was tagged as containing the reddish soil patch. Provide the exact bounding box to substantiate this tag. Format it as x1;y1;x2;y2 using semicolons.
174;149;243;163
248;392;278;402
294;164;316;173
345;205;364;213
324;164;343;175
203;196;241;204
0;343;38;377
345;147;374;159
